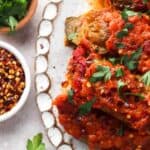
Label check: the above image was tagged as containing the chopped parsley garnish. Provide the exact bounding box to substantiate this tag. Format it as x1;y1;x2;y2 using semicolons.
147;10;150;15
124;22;134;30
68;89;74;104
121;47;142;71
116;22;134;39
108;58;116;64
117;28;128;39
109;47;142;71
78;97;96;116
67;32;78;41
143;0;148;4
124;93;145;101
90;66;111;83
117;80;125;98
117;80;145;101
117;124;125;136
115;68;124;78
116;42;125;49
130;47;143;60
95;47;99;52
121;9;138;21
141;71;150;86
108;57;120;65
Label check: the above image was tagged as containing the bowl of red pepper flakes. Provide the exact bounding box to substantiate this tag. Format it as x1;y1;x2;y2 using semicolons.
0;41;31;122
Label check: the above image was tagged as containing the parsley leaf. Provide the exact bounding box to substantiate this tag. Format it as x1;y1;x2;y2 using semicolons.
115;68;124;78
121;47;142;71
124;22;134;30
68;89;74;104
141;71;150;86
109;47;142;71
117;80;125;98
108;57;120;65
121;9;138;21
116;42;125;49
117;124;125;136
121;55;136;70
117;28;128;39
143;0;148;4
104;70;112;82
7;16;18;31
78;98;96;115
90;66;111;83
124;92;145;101
108;58;116;64
147;10;150;15
116;22;134;39
26;133;46;150
117;80;144;101
131;47;143;60
90;71;105;83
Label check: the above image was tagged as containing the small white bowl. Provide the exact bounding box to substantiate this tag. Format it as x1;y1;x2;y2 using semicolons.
0;41;31;122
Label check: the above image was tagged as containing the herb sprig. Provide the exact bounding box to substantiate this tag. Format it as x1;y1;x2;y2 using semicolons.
141;71;150;86
116;42;125;49
117;80;145;101
116;22;134;39
68;88;74;104
78;98;96;115
109;47;142;71
117;80;125;98
124;93;145;100
143;0;149;4
121;9;138;21
121;47;142;71
115;68;124;78
26;133;46;150
117;124;125;136
90;65;112;83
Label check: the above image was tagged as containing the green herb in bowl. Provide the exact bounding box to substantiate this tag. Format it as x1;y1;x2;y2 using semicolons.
0;0;29;31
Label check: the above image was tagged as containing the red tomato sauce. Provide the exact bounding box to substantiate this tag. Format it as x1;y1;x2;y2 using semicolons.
54;95;150;150
54;45;150;149
54;4;150;150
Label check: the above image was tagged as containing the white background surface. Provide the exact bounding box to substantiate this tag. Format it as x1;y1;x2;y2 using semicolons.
0;1;54;150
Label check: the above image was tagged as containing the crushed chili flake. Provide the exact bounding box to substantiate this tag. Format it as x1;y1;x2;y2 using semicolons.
0;48;25;115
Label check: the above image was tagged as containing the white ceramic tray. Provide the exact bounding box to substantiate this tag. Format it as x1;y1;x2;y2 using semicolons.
35;0;91;149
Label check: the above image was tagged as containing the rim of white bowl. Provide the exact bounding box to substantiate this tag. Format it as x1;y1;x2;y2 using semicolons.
0;41;31;122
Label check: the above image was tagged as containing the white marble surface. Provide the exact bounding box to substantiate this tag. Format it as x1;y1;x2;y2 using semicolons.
0;0;54;150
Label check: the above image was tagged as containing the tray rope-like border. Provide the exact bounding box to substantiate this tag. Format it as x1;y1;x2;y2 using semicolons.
35;1;74;150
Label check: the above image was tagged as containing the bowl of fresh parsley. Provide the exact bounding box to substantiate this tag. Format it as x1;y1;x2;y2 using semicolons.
0;0;37;33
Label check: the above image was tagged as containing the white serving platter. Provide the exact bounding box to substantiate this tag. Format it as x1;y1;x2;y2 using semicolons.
35;0;91;149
